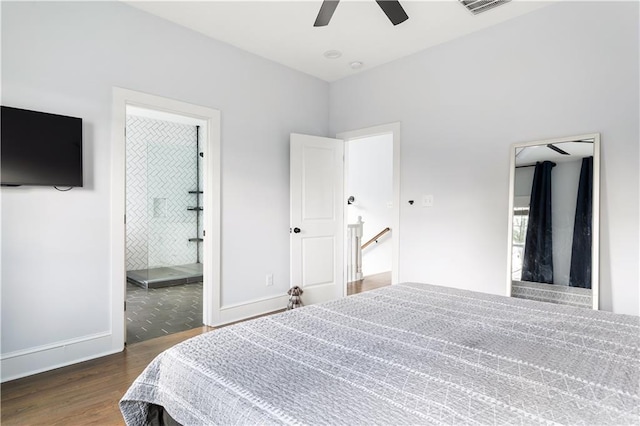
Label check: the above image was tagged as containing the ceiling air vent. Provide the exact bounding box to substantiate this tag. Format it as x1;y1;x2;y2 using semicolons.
459;0;512;15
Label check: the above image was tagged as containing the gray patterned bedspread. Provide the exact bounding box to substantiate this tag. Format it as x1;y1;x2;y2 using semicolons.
120;283;640;425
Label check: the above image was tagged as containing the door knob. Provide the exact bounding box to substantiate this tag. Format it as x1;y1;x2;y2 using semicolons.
293;227;301;233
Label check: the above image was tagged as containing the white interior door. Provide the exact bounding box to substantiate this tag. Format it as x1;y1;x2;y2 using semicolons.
290;133;344;305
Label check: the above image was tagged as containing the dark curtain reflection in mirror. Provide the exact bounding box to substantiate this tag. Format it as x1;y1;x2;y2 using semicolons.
569;156;593;288
522;161;555;284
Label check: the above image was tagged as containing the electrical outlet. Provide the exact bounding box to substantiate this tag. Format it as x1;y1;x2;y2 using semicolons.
266;273;273;287
422;194;434;207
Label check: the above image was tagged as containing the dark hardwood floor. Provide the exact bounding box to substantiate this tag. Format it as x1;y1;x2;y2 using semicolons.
1;326;214;425
1;275;390;425
347;270;392;295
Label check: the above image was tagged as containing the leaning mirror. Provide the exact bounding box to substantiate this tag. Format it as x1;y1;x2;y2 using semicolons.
507;134;600;310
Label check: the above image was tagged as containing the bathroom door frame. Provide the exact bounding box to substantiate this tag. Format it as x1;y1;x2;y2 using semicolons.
111;88;221;348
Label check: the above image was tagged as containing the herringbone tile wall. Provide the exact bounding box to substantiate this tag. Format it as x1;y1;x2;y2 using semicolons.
126;115;202;271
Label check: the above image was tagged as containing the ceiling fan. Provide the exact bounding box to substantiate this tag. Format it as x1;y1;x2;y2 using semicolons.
314;0;409;27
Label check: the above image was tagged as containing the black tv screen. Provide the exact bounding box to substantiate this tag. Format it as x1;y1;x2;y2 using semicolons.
1;106;83;187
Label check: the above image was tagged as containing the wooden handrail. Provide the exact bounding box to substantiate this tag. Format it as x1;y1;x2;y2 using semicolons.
362;227;391;250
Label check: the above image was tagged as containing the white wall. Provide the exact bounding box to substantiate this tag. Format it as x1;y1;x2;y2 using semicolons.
1;1;328;381
346;134;393;276
330;2;639;315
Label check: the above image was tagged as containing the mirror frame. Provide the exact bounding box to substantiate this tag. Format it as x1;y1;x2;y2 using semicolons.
506;133;600;310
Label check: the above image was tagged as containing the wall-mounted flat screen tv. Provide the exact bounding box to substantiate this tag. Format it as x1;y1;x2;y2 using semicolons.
1;106;83;187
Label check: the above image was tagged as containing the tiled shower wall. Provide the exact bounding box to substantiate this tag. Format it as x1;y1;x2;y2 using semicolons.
126;115;202;271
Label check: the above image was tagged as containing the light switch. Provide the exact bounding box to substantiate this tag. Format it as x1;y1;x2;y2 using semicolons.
422;194;434;207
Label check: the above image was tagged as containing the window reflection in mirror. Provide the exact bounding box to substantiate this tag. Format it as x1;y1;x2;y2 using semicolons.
511;206;529;281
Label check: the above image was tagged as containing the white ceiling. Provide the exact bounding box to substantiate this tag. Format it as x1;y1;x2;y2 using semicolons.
516;141;595;166
125;0;554;82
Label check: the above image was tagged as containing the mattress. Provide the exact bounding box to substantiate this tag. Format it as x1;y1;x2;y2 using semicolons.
120;282;640;425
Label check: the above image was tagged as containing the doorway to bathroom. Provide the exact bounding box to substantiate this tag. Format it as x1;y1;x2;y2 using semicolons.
125;106;207;344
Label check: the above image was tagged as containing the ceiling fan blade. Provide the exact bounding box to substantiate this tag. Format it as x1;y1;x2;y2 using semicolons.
547;144;570;155
375;0;409;26
314;0;340;27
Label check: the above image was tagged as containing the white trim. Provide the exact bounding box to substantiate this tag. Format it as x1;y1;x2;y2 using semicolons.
217;295;289;326
0;331;112;360
337;123;401;288
1;332;118;382
506;141;516;297
506;133;600;310
111;87;222;343
591;134;600;311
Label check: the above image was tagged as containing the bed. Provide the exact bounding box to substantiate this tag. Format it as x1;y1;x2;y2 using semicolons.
120;282;640;425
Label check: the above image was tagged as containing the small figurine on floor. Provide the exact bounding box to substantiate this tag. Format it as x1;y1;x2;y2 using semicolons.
287;286;304;310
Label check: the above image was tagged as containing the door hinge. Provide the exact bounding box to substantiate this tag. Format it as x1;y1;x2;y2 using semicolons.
124;214;126;224
203;230;206;237
124;301;127;311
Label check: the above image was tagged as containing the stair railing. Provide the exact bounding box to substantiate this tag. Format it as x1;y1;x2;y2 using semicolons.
362;227;391;250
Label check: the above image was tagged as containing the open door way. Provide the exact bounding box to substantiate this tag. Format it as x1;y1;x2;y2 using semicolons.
338;123;401;290
345;133;394;294
111;87;221;350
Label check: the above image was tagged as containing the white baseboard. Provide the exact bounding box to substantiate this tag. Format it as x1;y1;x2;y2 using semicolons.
214;294;289;326
1;332;122;383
